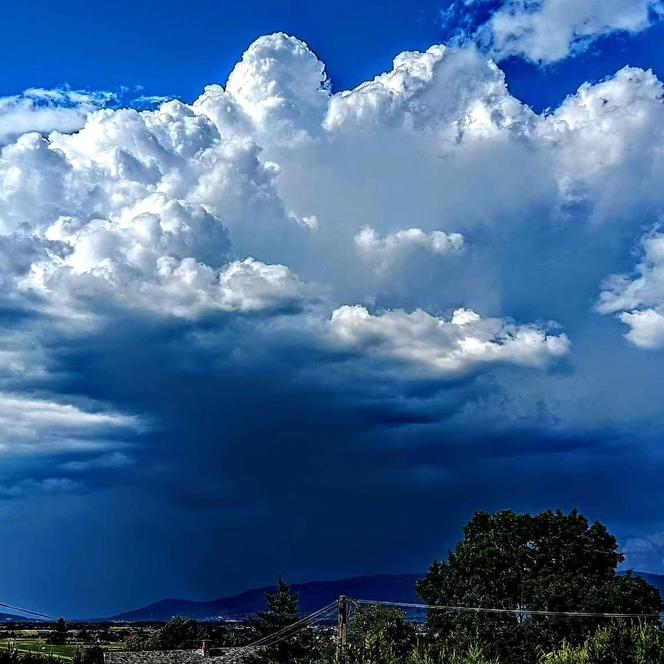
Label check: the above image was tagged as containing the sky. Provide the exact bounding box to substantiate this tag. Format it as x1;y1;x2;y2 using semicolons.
0;0;664;618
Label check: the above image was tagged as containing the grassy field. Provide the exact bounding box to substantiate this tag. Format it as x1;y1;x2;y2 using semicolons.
0;639;126;661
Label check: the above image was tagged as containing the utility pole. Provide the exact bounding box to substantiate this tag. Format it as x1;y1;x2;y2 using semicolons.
336;595;348;664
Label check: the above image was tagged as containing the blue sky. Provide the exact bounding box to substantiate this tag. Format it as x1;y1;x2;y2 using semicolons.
0;0;447;98
1;0;664;618
2;0;663;109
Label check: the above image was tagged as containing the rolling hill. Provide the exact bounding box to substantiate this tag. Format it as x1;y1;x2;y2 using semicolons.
109;573;422;622
108;570;664;622
628;571;664;595
0;612;39;622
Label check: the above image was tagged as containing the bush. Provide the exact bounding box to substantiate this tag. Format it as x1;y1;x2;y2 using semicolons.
347;605;416;664
127;617;202;651
540;622;664;664
0;647;59;664
406;644;499;664
46;619;68;646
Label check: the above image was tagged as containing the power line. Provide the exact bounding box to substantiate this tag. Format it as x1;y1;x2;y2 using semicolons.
352;598;662;619
240;604;337;654
217;608;333;662
0;601;57;622
215;600;338;661
214;593;662;663
195;593;664;664
242;600;336;648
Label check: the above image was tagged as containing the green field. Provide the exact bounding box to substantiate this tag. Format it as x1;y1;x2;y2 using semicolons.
0;639;126;661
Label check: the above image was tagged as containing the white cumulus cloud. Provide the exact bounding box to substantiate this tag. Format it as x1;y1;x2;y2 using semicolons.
597;230;664;349
355;227;464;272
474;0;663;63
0;34;660;348
0;87;115;145
330;305;569;377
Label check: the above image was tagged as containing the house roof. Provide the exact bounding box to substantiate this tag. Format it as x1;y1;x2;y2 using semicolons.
105;651;207;664
104;649;245;664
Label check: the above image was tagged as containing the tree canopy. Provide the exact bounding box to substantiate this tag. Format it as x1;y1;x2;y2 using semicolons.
416;509;663;664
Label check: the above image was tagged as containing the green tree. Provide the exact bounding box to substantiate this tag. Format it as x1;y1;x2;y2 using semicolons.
127;616;202;651
76;629;90;643
416;509;663;664
347;605;416;664
248;578;316;664
153;617;201;649
46;618;68;645
208;623;254;648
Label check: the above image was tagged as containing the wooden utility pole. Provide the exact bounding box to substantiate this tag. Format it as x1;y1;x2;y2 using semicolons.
336;595;348;664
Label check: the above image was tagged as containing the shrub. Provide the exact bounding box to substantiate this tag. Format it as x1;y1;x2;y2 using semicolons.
540;622;664;664
347;605;416;664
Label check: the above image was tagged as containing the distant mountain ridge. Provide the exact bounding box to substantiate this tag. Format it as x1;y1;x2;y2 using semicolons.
0;612;30;622
624;571;664;595
109;574;422;622
109;571;664;622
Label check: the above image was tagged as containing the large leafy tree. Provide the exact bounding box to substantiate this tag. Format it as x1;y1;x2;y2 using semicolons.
248;578;317;664
416;509;663;664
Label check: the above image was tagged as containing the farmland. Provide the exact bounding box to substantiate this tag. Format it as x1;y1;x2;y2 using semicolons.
0;628;135;662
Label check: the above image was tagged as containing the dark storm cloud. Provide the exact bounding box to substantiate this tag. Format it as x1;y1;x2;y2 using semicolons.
0;312;651;616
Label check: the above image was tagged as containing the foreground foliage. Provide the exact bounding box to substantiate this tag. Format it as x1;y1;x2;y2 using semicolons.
0;644;102;664
0;650;61;664
340;622;664;664
115;509;664;664
405;643;500;664
540;622;664;664
347;605;416;664
416;509;663;664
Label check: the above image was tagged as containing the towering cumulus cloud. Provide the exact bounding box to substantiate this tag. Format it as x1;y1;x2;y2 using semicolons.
0;34;577;367
1;32;664;613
